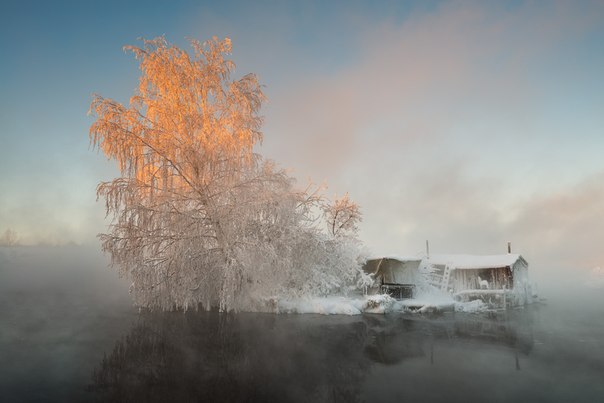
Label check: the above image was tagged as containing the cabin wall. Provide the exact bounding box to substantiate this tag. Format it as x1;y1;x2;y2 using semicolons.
362;258;422;297
379;259;421;285
511;261;530;304
512;261;529;287
451;267;513;293
392;261;421;284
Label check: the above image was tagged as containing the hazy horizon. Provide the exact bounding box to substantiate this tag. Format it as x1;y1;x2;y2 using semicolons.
2;0;604;283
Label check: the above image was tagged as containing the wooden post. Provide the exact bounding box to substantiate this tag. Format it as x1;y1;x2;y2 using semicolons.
503;285;507;310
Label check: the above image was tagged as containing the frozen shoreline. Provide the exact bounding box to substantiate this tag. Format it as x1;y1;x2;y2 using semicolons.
275;294;493;315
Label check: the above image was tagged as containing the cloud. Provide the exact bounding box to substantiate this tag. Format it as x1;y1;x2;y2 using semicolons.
264;0;604;182
0;169;106;246
355;157;509;256
504;172;604;273
3;0;604;277
359;164;604;288
253;1;604;288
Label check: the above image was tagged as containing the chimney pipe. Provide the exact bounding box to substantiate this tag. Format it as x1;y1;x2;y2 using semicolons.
426;240;430;259
507;242;511;254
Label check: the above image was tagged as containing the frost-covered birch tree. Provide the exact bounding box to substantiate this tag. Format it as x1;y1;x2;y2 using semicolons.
90;37;366;311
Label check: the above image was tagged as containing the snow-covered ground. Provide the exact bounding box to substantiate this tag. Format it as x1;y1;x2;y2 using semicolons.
275;292;489;315
276;294;392;315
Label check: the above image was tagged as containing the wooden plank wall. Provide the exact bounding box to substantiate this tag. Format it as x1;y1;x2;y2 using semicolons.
452;267;513;292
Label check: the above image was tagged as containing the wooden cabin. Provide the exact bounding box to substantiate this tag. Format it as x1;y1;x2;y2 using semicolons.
424;254;530;305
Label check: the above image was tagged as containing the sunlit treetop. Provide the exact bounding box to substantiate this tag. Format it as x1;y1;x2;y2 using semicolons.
89;36;265;195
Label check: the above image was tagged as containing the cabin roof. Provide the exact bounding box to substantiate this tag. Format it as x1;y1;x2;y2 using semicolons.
424;254;526;270
366;255;422;263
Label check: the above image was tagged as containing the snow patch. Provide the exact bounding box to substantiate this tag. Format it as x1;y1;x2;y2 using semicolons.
426;254;522;269
455;299;488;313
363;294;396;314
276;295;400;315
275;289;504;315
394;297;455;313
277;296;363;315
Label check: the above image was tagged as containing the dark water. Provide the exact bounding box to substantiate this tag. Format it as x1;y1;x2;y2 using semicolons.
1;247;603;402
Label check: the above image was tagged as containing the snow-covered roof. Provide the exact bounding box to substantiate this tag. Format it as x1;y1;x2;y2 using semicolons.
366;255;422;262
424;254;526;270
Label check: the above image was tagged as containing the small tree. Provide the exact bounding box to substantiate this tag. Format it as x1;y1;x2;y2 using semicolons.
0;228;19;247
323;193;362;238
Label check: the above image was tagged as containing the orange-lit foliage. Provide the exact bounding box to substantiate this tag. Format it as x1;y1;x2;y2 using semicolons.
90;37;264;198
323;193;362;238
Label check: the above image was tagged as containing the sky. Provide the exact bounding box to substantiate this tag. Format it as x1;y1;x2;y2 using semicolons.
1;0;603;284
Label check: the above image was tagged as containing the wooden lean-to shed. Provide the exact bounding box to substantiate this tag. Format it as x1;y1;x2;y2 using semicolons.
363;257;422;299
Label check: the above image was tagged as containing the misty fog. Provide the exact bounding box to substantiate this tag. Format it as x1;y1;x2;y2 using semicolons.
3;1;604;402
1;246;603;402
